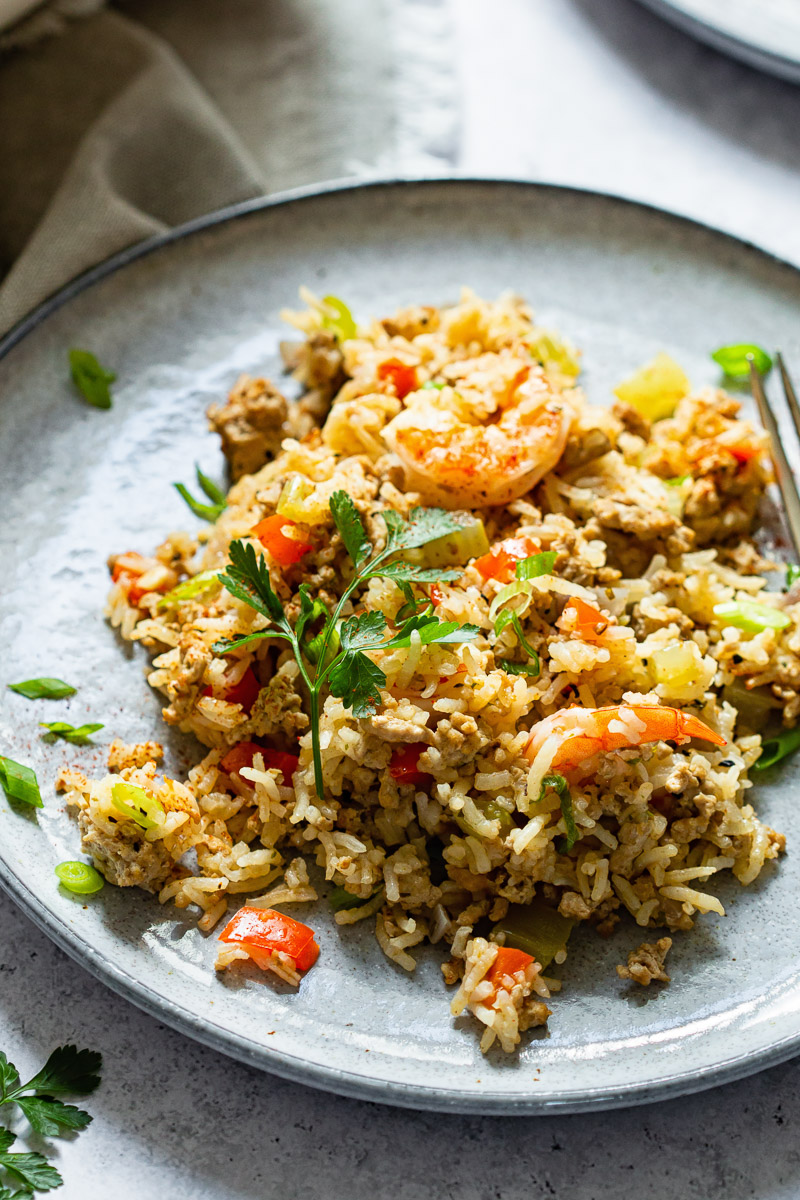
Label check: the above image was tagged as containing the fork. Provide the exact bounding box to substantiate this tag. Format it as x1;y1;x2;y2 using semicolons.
748;352;800;557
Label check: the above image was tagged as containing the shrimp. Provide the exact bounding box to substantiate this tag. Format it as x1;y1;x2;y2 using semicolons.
383;369;573;508
525;704;726;773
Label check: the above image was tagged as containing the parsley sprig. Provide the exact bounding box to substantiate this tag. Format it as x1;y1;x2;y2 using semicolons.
0;1045;101;1194
213;492;480;803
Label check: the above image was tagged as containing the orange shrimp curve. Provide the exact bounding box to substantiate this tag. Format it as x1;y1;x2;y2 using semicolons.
525;704;726;773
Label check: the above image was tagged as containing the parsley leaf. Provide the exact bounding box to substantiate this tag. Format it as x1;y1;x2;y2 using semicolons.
15;1098;91;1137
370;561;461;585
0;758;42;809
329;491;371;568
6;679;76;701
69;349;115;410
0;1058;19;1101
17;1045;102;1098
382;506;469;553
388;612;479;648
39;722;104;745
328;652;386;718
339;611;388;651
0;1132;62;1192
219;541;288;628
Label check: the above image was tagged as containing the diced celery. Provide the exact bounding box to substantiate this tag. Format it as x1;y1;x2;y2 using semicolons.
492;899;574;970
417;516;489;568
614;353;690;422
110;781;164;831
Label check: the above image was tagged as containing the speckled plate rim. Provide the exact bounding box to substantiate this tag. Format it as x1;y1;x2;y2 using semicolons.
2;176;800;1114
634;0;800;85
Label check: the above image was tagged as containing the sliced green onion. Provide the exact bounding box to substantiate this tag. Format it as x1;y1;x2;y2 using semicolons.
173;483;225;522
495;608;538;657
40;722;103;745
664;475;690;487
321;295;357;342
516;551;558;580
195;464;227;507
711;343;772;378
7;677;77;700
0;756;42;808
713;600;791;634
157;570;220;610
527;332;581;378
786;564;800;589
752;726;800;772
69;348;116;409
55;861;105;895
534;772;578;851
422;380;445;390
492;898;574;969
329;885;375;912
110;781;164;831
489;579;533;624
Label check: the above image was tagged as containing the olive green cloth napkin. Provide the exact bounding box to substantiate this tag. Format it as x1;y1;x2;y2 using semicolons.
0;0;456;336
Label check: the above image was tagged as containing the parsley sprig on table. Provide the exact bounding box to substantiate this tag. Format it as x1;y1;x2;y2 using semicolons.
0;1045;101;1194
212;491;480;803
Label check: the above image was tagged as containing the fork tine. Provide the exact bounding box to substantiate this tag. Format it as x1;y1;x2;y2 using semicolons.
748;356;800;559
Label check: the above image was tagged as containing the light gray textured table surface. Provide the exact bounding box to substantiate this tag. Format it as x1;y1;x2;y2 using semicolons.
3;1;800;1197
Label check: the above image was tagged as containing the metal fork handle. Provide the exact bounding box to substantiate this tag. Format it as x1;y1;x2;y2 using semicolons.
749;357;800;559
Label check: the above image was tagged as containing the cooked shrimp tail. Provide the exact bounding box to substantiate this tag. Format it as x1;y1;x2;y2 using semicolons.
525;704;726;773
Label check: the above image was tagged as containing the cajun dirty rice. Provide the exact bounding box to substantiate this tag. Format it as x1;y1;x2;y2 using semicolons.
60;289;791;1054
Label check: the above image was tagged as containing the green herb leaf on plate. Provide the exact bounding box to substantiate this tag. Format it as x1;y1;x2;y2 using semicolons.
6;678;76;700
0;758;42;808
711;343;772;378
69;349;116;410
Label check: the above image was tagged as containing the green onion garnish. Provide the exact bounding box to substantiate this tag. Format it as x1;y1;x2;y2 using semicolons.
7;678;76;700
752;726;800;772
422;380;445;390
40;722;104;745
110;781;164;830
711;343;772;378
535;772;578;851
55;861;105;895
69;349;116;409
786;564;800;590
0;756;42;808
713;600;791;634
174;464;227;522
516;551;558;580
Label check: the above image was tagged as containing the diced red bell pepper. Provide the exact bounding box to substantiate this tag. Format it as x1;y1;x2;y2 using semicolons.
111;551;159;606
728;439;760;463
219;906;319;972
430;583;445;608
559;596;610;642
474;536;540;584
252;515;313;567
389;744;432;788
377;358;418;400
220;742;299;783
486;946;535;1004
204;666;261;713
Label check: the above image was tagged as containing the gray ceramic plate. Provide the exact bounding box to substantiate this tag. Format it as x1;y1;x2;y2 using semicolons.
635;0;800;84
2;179;800;1115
